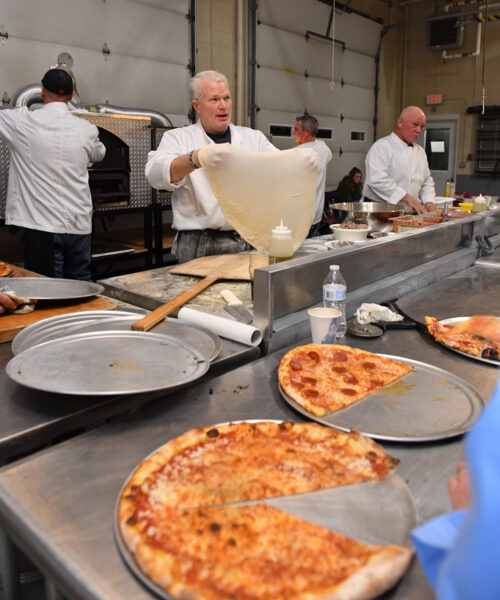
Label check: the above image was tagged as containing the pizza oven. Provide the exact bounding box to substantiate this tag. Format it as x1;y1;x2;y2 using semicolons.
89;127;131;208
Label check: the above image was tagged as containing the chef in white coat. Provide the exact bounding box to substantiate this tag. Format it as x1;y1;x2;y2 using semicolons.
363;106;437;215
146;70;278;263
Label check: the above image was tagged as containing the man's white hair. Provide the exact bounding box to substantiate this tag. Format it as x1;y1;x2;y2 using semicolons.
189;70;229;100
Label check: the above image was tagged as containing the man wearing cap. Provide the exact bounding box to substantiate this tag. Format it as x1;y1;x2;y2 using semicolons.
0;68;105;280
146;70;278;263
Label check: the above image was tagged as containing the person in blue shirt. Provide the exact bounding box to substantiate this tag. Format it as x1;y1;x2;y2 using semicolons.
411;316;500;599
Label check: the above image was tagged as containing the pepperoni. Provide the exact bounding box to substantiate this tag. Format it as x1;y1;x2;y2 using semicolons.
292;381;304;390
302;376;317;385
362;361;376;370
341;388;357;396
290;359;302;371
344;375;359;385
332;350;348;362
307;351;320;362
304;388;319;398
370;379;383;387
332;366;347;374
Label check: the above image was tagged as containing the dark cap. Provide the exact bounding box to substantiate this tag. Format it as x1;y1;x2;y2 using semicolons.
41;68;73;95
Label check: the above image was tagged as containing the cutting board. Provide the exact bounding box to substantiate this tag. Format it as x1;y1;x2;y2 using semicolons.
0;264;116;343
132;253;269;331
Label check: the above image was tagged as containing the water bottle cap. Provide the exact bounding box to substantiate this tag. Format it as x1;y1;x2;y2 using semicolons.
329;265;339;271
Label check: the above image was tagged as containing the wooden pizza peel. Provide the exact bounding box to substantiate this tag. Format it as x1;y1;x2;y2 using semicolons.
132;253;268;331
0;264;116;343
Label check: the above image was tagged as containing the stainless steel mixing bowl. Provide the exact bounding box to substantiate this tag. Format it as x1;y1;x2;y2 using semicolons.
331;202;405;232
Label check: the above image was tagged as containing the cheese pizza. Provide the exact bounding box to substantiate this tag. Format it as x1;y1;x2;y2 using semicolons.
118;421;412;600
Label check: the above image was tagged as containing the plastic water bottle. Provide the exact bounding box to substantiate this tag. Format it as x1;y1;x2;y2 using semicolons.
322;265;347;337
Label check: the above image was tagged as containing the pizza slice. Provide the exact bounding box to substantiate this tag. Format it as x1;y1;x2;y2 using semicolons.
120;502;412;600
0;262;13;278
279;344;414;417
425;316;499;359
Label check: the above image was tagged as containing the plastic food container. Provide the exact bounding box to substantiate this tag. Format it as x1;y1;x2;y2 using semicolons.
330;224;370;240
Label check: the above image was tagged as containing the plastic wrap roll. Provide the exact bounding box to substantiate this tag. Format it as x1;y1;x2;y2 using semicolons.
178;307;262;347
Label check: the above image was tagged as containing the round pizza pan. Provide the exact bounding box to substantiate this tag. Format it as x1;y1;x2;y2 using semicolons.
11;310;137;355
5;277;104;300
437;316;500;367
6;330;209;396
279;354;484;442
113;421;416;600
12;312;221;363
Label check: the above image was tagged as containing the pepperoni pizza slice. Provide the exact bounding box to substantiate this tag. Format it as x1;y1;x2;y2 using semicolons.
278;344;413;417
425;316;499;359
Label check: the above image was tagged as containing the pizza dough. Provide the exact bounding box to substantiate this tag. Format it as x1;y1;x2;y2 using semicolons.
198;144;319;252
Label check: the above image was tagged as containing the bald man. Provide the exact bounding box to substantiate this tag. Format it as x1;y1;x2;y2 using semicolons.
363;106;437;214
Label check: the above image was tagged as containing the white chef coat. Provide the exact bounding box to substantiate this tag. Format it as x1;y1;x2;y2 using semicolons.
0;103;105;235
363;132;435;205
299;139;332;224
145;121;278;231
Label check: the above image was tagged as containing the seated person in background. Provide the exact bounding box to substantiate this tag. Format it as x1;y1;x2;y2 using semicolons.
411;315;500;600
293;114;332;238
335;167;363;204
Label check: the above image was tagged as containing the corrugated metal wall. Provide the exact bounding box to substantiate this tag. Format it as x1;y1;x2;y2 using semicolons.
1;0;192;123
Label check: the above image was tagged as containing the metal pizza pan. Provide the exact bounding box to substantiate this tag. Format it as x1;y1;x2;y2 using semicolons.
279;354;484;442
5;278;104;300
12;313;221;363
11;310;136;355
114;420;415;600
436;316;500;367
6;330;209;396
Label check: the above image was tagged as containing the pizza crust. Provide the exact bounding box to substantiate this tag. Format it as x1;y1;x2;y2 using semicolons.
326;545;413;600
198;143;319;252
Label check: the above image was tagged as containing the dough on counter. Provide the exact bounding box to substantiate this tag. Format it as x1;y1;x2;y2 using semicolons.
198;144;318;252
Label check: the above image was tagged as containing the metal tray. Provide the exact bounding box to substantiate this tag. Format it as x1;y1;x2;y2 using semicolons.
114;421;416;600
5;278;104;300
6;330;209;396
437;317;500;367
12;311;221;363
280;354;484;442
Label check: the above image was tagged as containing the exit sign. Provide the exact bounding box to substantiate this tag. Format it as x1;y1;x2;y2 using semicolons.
426;94;442;105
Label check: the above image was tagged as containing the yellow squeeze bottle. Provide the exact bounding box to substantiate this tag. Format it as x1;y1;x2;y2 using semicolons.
268;219;293;264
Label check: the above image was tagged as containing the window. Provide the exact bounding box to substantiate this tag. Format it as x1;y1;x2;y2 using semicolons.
269;124;292;137
351;131;365;142
474;113;500;176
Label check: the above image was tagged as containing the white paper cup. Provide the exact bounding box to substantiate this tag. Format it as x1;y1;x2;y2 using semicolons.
308;307;341;344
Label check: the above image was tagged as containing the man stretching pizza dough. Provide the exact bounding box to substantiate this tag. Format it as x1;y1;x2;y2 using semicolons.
145;70;278;263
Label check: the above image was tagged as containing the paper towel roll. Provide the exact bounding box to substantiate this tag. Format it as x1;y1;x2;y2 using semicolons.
178;307;262;347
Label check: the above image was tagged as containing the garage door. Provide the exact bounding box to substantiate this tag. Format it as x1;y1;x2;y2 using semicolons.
254;0;382;190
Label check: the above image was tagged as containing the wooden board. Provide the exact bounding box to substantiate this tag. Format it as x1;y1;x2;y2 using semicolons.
0;264;116;343
169;253;269;280
132;254;269;332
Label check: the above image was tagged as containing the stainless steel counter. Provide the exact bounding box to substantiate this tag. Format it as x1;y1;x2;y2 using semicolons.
0;329;258;467
0;316;497;600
